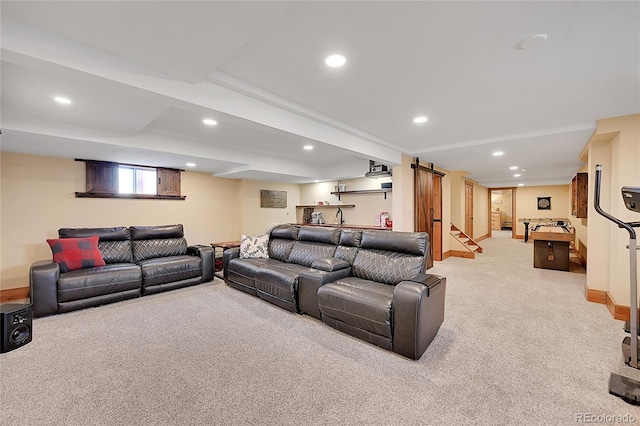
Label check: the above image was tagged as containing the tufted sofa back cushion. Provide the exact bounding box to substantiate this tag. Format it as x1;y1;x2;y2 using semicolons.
298;226;340;245
270;224;299;240
268;224;299;262
129;225;188;262
130;224;184;240
352;251;424;285
59;226;132;264
351;230;429;285
335;246;359;266
338;229;362;247
360;230;428;255
289;241;337;266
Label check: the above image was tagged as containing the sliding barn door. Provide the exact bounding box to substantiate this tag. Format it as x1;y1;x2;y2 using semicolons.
414;162;444;269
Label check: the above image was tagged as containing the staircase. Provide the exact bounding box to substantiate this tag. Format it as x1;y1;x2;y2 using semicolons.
450;224;483;259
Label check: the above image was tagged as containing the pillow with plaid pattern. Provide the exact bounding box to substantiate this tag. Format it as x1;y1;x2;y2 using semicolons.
46;236;106;273
239;234;269;259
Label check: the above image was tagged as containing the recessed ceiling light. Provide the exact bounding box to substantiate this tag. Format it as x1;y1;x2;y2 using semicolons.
413;116;428;124
513;174;521;177
54;96;72;105
186;162;196;167
303;145;314;150
509;166;518;170
325;54;346;67
517;33;548;50
518;183;524;186
521;169;527;172
493;151;504;156
202;119;217;126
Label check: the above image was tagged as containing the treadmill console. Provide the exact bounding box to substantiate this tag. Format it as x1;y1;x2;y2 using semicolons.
622;187;640;213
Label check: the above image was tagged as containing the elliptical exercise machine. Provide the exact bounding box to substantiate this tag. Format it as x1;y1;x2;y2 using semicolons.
594;164;640;405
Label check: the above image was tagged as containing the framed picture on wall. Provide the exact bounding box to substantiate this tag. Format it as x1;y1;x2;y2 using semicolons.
537;196;551;210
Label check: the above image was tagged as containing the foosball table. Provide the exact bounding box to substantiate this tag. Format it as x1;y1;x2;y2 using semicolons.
518;218;574;271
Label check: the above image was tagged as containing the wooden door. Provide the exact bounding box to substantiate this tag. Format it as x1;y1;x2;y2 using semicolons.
432;174;443;262
465;181;474;238
414;162;444;269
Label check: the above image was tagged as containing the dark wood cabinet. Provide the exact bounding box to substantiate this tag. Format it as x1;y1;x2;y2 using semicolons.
85;161;118;193
157;168;181;196
571;172;588;218
76;159;185;200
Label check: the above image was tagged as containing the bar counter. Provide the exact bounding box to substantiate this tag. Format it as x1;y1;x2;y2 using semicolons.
291;223;391;231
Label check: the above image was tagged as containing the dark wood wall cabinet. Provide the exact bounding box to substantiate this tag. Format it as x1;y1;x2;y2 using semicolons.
85;161;118;194
157;168;181;196
571;172;588;218
75;159;185;200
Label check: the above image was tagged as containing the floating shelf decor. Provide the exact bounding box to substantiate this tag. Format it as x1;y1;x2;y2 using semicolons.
330;189;392;200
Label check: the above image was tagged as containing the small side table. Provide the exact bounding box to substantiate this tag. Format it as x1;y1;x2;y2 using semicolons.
210;240;241;279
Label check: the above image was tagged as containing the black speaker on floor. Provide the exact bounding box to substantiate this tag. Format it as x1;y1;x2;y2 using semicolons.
1;303;33;353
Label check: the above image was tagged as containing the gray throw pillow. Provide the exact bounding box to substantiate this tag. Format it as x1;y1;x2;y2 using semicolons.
240;234;269;259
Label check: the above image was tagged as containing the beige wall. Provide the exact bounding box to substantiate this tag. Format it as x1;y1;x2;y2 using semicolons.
440;170;451;254
448;171;465;229
473;182;489;239
238;180;300;236
1;152;314;291
391;154;415;232
582;114;640;305
446;172;488;239
513;185;571;237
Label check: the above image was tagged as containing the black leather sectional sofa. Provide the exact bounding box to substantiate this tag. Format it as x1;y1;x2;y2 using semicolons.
223;225;446;360
30;224;213;317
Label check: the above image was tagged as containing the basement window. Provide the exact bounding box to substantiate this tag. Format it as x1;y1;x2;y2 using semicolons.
75;159;185;200
118;166;157;195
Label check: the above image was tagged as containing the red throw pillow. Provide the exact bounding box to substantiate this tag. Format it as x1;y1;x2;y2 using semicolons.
46;236;106;273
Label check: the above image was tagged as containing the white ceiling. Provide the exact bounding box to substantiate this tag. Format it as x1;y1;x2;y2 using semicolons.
1;1;638;187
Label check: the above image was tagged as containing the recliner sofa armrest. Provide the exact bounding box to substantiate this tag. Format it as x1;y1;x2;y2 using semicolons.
298;268;352;319
311;257;350;272
392;274;446;360
188;245;214;283
30;260;60;317
222;247;240;282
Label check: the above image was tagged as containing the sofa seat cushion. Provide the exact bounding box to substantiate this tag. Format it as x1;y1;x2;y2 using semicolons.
138;255;201;288
317;277;394;339
255;263;310;304
228;258;281;286
57;263;142;303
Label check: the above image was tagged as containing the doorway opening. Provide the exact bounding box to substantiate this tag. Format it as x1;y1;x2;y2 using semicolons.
489;188;516;239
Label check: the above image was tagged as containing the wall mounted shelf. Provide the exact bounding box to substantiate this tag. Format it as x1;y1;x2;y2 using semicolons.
330;189;392;200
295;204;355;209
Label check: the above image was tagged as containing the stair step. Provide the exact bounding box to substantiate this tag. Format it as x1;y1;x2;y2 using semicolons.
452;231;461;236
459;237;469;243
468;245;479;252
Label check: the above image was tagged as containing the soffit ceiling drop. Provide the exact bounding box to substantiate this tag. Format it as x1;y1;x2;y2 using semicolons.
1;1;638;186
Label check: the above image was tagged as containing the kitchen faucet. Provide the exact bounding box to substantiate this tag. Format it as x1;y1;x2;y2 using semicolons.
336;207;344;224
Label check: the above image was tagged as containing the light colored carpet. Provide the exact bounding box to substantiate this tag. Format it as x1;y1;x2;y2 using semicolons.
2;236;639;425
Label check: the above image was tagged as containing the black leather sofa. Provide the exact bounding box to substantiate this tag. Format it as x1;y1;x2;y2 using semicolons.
224;225;446;360
30;224;214;317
